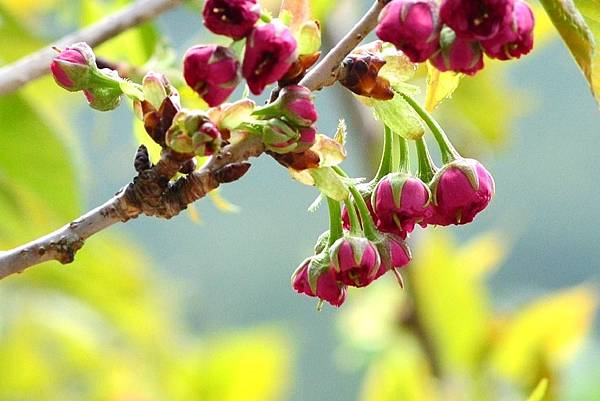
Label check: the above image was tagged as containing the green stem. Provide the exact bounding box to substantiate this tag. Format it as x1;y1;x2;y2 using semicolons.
415;137;437;183
399;92;460;164
348;186;378;241
331;166;379;241
374;125;394;181
326;197;344;247
397;134;410;173
343;199;362;236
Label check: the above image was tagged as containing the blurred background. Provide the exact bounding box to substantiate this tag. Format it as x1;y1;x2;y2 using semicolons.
1;0;599;400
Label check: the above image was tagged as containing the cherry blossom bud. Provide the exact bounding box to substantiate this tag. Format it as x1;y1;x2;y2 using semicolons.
329;235;381;288
481;0;535;60
242;22;298;95
183;45;241;107
440;0;514;40
376;0;441;62
426;158;495;225
373;233;412;279
50;43;96;91
372;173;432;238
165;110;222;156
253;85;318;128
203;0;261;40
429;28;484;75
292;255;347;307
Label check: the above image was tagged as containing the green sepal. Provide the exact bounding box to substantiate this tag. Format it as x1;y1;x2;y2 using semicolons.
307;251;331;294
313;230;330;254
85;86;122;111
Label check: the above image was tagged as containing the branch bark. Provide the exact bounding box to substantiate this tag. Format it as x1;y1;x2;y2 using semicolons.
0;0;182;95
0;0;387;279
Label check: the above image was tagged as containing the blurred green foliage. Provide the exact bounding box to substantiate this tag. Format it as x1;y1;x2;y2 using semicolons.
0;1;291;400
338;231;598;401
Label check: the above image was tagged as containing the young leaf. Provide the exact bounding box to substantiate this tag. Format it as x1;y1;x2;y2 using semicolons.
372;93;425;140
539;0;600;103
289;167;348;201
424;62;462;112
334;119;347;146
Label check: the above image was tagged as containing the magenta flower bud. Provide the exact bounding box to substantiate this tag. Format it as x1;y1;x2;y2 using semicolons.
253;85;318;128
427;158;495;225
203;0;260;40
294;126;317;153
376;0;441;62
292;257;347;307
482;1;535;60
51;43;96;91
372;173;432;238
280;85;318;127
373;233;412;279
329;236;381;288
242;22;298;95
440;0;514;40
165;110;222;156
183;45;241;107
429;28;484;75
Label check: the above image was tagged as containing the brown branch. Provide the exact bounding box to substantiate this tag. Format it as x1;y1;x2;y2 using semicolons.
0;0;182;95
0;0;386;279
299;0;387;91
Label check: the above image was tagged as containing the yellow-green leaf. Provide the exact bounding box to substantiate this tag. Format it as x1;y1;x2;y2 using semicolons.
424;62;462;112
539;0;600;103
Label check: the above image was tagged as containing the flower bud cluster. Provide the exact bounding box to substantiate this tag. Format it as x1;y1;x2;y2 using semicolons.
293;98;495;308
375;0;535;75
184;0;324;106
50;42;125;110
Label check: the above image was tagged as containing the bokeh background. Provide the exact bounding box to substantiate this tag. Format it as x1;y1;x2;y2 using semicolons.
1;0;599;400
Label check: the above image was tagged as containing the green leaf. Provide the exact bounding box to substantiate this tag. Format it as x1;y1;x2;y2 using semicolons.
310;167;349;200
539;0;600;103
0;93;79;222
371;93;425;140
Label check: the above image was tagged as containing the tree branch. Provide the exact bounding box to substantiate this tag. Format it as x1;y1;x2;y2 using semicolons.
0;0;182;95
0;0;386;279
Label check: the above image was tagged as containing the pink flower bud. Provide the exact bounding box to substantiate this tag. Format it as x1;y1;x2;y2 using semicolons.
342;190;404;237
292;257;347;307
372;173;432;238
253;85;318;127
373;233;412;279
183;45;241;107
294;126;317;153
242;22;298;95
376;0;441;62
203;0;260;40
165;110;222;156
426;158;495;225
482;0;535;60
282;86;318;127
440;0;514;40
329;236;381;288
429;29;484;75
51;43;96;91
